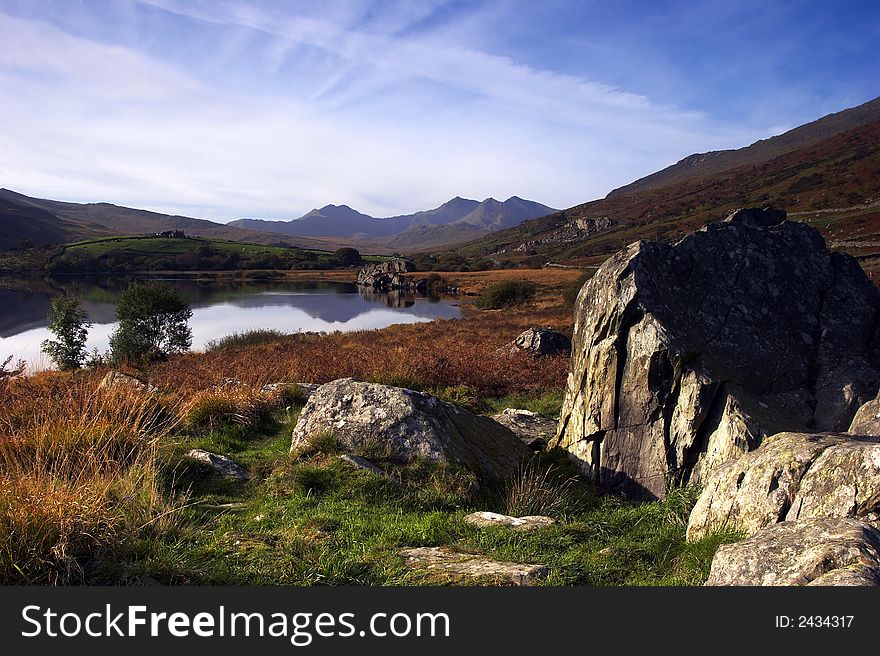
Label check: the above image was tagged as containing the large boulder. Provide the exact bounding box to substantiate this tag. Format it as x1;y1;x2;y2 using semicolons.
686;432;880;540
553;207;880;499
290;378;530;481
705;518;880;586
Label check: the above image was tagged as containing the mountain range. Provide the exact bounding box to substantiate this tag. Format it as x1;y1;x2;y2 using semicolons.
229;196;557;250
0;189;555;254
458;95;880;279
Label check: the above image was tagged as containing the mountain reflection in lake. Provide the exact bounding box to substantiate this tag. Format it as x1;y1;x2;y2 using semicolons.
0;278;460;368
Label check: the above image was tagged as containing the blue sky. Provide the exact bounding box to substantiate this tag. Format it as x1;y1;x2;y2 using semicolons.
0;0;877;221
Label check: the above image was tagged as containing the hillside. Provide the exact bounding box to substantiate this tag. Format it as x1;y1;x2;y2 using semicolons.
457;96;880;279
0;189;339;252
229;196;557;250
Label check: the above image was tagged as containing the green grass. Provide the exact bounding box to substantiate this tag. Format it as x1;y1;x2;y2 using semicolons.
84;394;739;586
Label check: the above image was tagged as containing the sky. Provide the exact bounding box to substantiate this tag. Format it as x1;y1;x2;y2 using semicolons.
0;0;877;221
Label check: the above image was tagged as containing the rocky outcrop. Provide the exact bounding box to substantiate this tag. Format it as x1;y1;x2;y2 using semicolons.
509;327;571;357
186;449;249;481
399;546;547;585
705;518;880;586
686;432;880;540
553;207;880;499
290;378;530;481
357;259;426;293
463;511;555;531
491;408;557;450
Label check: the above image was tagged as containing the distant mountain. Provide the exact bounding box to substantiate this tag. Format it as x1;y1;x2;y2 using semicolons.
457;95;880;279
0;189;337;252
229;196;557;250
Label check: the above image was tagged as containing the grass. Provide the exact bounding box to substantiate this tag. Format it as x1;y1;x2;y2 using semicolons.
205;329;290;352
0;268;739;585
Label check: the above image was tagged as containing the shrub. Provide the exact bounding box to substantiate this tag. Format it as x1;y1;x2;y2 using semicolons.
475;280;535;309
331;248;362;267
109;281;192;365
205;329;288;352
40;296;92;371
502;460;580;518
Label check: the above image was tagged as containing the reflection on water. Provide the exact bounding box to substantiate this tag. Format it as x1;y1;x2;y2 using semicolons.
0;277;460;368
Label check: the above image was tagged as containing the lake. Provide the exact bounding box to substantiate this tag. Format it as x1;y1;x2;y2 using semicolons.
0;277;461;369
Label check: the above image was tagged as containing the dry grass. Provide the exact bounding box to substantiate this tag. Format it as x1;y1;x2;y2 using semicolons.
502;459;580;518
0;375;184;583
147;269;576;400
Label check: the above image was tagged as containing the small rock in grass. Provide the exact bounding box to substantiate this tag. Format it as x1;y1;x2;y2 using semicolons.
399;546;547;585
339;453;388;477
186;449;249;481
463;511;556;532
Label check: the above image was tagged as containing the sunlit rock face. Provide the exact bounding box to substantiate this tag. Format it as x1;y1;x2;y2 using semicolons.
554;207;880;500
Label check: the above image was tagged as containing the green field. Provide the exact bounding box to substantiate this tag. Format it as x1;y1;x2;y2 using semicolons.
38;235;386;274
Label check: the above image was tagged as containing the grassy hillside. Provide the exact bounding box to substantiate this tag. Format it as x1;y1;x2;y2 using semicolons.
457;109;880;279
0;189;343;251
0;235;385;275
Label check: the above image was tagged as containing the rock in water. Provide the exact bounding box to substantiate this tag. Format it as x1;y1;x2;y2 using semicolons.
356;259;426;292
686;432;880;540
705;518;880;586
290;378;529;481
554;207;880;499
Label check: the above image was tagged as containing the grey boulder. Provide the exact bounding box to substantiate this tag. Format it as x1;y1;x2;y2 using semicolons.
510;327;571;357
686;432;880;541
186;449;249;481
290;378;530;481
554;207;880;500
705;518;880;586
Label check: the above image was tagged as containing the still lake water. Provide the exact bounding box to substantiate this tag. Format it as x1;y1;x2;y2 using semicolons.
0;277;461;369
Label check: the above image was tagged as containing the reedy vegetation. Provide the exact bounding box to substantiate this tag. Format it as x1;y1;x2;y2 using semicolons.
0;269;737;585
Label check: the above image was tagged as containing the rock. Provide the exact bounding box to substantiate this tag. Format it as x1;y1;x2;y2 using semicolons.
463;511;556;531
356;259;425;293
807;566;880;586
705;518;880;586
554;207;880;500
186;449;249;481
339;454;388;477
398;546;548;585
686;432;880;540
848;391;880;435
290;379;529;481
490;408;557;450
510;327;571;357
98;370;158;394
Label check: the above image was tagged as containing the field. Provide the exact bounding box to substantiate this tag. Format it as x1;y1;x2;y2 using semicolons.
0;268;739;585
2;235;389;275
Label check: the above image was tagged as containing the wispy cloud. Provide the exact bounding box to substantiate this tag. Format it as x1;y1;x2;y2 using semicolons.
0;0;874;220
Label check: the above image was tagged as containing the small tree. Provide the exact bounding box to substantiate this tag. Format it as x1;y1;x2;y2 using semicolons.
110;281;192;365
41;296;91;371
